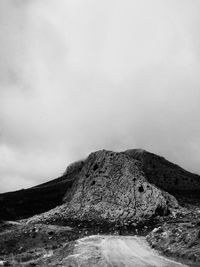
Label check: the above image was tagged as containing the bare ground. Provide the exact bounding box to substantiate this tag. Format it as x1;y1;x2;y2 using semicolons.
43;235;188;267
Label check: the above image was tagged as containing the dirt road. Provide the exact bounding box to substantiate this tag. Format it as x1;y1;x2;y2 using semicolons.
62;235;188;267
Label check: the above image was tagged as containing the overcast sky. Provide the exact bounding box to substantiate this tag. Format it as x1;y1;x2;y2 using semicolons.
0;0;200;192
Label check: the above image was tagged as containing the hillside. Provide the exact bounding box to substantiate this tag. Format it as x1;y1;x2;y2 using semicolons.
0;170;77;220
27;150;178;226
125;149;200;193
0;149;200;266
0;149;200;221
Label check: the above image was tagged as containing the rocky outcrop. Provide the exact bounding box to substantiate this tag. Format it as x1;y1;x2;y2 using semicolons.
147;214;200;264
63;159;85;176
28;150;178;226
3;148;200;223
125;149;200;193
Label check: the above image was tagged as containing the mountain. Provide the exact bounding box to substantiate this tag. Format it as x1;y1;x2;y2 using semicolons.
27;150;178;225
0;149;199;222
0;149;200;266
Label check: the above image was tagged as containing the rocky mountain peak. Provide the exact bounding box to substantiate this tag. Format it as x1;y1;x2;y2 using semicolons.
28;149;178;225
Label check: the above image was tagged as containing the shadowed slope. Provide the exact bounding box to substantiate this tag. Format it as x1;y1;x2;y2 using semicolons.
125;149;200;194
0;172;78;221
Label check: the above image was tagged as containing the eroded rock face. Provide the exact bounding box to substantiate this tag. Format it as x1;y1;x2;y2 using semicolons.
61;150;178;225
29;150;177;226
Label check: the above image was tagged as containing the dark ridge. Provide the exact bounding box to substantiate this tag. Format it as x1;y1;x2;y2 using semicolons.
125;149;200;194
0;158;86;221
0;172;78;221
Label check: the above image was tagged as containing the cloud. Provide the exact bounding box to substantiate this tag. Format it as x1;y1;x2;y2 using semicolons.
0;0;200;192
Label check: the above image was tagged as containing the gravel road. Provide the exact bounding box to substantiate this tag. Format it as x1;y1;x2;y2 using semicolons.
62;235;188;267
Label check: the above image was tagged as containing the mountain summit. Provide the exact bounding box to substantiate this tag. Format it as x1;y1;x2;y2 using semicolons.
28;150;178;225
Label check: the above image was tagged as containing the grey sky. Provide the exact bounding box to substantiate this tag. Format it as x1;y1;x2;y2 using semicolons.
0;0;200;192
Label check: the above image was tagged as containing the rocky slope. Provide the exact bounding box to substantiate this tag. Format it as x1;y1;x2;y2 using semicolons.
146;197;200;265
27;150;178;226
1;149;200;222
125;149;200;193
